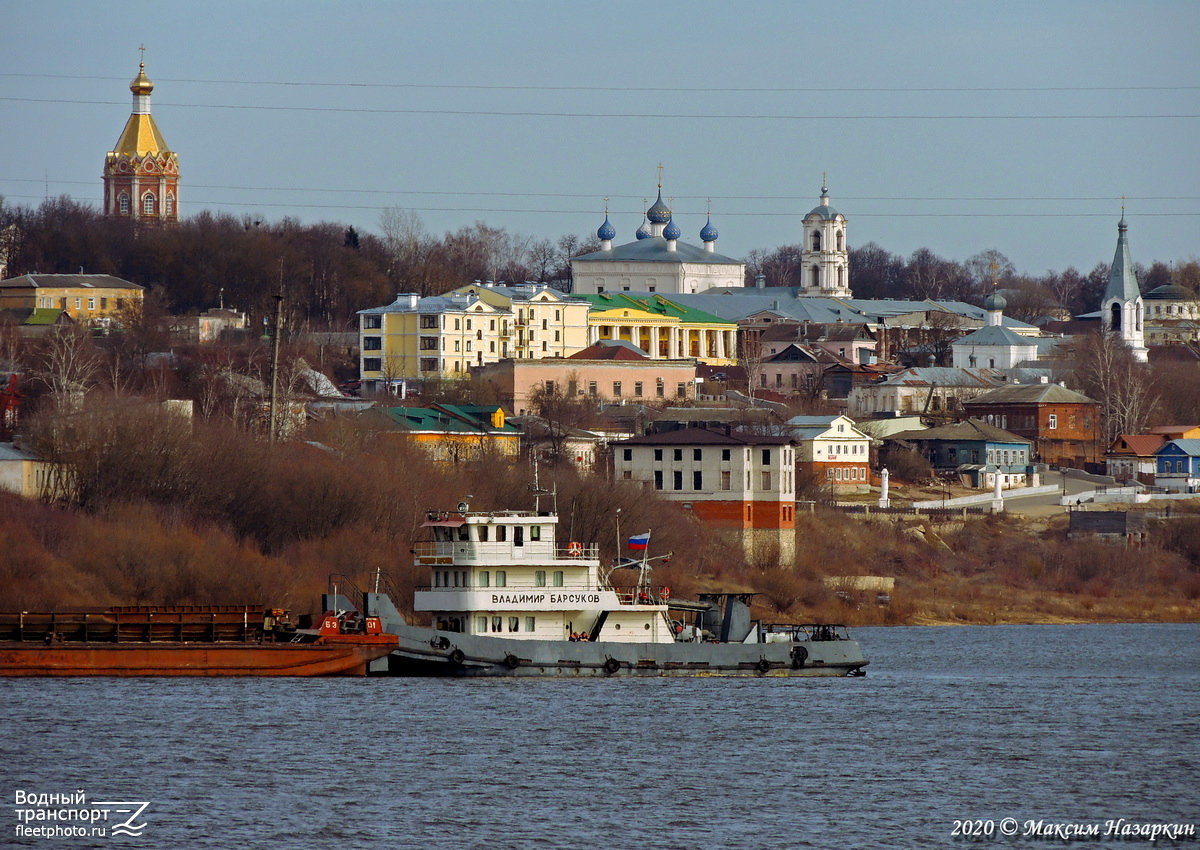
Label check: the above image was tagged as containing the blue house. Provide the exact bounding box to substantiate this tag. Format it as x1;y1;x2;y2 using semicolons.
887;418;1033;489
1154;439;1200;492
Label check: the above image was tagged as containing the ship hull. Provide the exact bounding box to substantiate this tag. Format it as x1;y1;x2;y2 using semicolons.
0;639;397;678
379;622;867;678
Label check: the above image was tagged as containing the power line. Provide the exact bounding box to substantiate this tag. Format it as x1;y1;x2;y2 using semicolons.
2;96;1196;121
4;178;1198;203
3;73;1198;94
3;193;1196;218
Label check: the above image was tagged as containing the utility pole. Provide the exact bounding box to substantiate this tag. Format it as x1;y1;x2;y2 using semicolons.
268;292;283;442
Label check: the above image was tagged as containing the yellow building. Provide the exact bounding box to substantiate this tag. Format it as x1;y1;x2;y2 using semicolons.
358;284;589;391
569;292;738;366
0;274;144;324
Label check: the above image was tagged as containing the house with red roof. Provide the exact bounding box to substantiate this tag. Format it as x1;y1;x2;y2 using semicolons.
1105;434;1166;484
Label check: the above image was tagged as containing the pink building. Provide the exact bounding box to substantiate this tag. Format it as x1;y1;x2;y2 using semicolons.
472;342;697;415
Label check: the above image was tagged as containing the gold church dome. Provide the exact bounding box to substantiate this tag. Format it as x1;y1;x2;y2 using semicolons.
130;62;154;96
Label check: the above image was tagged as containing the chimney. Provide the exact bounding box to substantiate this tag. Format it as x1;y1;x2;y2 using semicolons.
1039;375;1049;384
755;272;766;289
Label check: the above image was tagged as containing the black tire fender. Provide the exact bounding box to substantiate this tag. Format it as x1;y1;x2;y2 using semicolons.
757;658;772;674
603;657;621;674
504;653;521;670
792;645;808;669
448;648;466;665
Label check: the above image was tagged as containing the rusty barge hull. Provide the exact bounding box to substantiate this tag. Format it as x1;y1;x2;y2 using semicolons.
0;639;397;677
0;605;397;677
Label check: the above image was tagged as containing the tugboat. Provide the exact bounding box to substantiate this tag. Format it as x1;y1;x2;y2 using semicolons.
342;505;868;677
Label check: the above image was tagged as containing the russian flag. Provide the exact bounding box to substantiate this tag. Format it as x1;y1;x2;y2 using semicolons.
628;532;650;551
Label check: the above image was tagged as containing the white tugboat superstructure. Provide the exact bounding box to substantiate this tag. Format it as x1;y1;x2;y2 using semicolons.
346;505;869;677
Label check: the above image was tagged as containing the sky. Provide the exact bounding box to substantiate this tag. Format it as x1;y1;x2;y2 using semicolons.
4;1;1198;278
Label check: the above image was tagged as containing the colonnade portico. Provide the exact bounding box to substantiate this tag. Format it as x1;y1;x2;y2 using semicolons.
588;323;736;361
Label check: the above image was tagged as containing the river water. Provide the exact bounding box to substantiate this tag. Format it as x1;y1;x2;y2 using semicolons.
2;623;1197;848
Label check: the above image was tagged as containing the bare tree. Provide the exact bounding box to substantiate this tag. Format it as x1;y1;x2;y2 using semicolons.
35;325;100;408
1072;331;1157;444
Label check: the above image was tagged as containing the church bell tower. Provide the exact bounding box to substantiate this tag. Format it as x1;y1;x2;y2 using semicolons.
103;51;179;224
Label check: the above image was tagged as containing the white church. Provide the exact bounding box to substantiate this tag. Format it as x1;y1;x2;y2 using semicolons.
570;178;853;298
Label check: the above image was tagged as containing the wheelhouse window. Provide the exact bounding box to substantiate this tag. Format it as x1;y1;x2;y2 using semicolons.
496;570;507;587
535;570;546;587
553;571;563;587
508;617;519;632
530;526;541;542
477;617;488;634
479;571;489;588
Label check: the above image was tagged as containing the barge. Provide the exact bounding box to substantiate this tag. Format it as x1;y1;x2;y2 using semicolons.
0;604;397;677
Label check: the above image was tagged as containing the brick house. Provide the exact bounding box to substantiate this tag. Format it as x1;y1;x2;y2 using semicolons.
612;428;798;563
962;381;1101;467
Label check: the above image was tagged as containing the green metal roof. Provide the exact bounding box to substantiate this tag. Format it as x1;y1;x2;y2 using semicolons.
569;292;735;326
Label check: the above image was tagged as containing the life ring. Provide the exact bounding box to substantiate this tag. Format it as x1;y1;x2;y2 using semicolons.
504;653;521;670
603;657;621;674
792;646;808;670
756;658;772;674
448;648;466;665
660;586;671;601
568;541;583;557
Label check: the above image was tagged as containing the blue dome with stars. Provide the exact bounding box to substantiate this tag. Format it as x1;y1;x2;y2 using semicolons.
663;218;681;240
635;219;652;240
647;190;671;224
700;216;718;242
597;216;616;241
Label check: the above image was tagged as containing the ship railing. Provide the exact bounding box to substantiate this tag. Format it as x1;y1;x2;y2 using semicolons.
762;623;851;641
415;581;605;592
610;586;671;606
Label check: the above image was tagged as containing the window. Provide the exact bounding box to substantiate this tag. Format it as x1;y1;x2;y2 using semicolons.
478;617;488;634
514;526;524;547
654;449;663;461
142;193;155;215
722;449;730;461
419;337;438;350
363;357;382;372
492;616;503;633
542;319;548;330
496;570;507;587
87;297;95;310
634;382;643;397
466;318;472;331
364;315;382;329
509;617;519;632
419;358;438;372
553;571;563;587
526;616;536;632
588;381;597;396
613;381;622;397
497;526;507;542
656;378;664;397
677;383;686;397
623;449;632;461
165;194;175;215
693;471;702;490
535;570;546;587
762;471;772;490
1048;414;1057;430
721;470;731;490
693;449;702;461
363;337;382;350
530;526;541;542
454;341;461;352
654;470;663;490
75;298;81;309
454;318;461;330
479;571;489;588
673;471;683;490
119;193;129;214
420;315;437;329
762;449;771;465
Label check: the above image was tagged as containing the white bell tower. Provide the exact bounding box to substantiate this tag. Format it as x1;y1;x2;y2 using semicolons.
1101;207;1147;362
799;175;850;298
